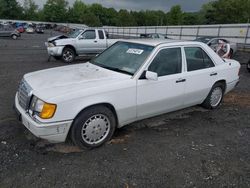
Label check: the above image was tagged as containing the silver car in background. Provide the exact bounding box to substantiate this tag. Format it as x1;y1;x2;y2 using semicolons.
0;24;20;40
195;37;237;57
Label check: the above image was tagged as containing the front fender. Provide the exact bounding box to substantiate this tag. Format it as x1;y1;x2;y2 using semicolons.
55;38;76;46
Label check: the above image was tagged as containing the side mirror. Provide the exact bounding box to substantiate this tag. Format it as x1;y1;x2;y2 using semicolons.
78;36;84;40
145;71;158;81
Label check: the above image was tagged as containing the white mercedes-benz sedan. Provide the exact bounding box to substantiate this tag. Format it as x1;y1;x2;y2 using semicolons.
14;39;240;148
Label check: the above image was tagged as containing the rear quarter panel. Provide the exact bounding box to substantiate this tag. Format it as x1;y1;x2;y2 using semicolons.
216;59;240;92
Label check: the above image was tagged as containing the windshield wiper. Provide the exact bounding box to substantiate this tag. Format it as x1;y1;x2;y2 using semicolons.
95;63;133;75
106;66;133;75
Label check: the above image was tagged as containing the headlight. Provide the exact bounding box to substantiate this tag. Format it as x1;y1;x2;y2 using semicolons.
48;42;55;47
30;96;57;119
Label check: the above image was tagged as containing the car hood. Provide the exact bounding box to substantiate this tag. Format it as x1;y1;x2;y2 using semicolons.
24;63;130;101
48;35;69;42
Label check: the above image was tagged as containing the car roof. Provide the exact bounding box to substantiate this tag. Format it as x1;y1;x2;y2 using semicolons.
119;39;205;47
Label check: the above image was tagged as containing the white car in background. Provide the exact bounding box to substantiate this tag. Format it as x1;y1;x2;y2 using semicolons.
26;27;34;34
14;40;240;148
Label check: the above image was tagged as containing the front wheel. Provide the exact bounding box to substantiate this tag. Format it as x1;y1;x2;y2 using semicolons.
70;106;116;149
202;83;225;109
62;47;75;63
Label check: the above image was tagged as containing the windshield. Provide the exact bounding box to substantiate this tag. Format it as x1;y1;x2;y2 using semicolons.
90;41;154;75
68;29;82;38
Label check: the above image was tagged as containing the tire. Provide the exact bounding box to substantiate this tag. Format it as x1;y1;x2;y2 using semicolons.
61;47;75;63
202;82;225;109
70;106;116;149
11;35;17;40
247;60;250;73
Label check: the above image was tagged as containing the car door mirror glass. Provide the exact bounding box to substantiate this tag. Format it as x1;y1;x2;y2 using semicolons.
146;71;158;81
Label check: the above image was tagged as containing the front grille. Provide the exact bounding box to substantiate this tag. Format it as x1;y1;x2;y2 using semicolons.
18;79;32;110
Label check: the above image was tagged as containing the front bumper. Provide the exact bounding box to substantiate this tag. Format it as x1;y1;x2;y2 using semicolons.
45;43;64;56
14;93;72;143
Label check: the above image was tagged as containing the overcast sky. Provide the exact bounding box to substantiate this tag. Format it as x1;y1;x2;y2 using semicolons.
17;0;214;12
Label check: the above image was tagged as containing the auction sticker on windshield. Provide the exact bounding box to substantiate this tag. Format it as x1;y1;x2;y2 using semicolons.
126;48;144;55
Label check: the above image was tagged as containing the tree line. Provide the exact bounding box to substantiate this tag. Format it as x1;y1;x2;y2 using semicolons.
0;0;249;27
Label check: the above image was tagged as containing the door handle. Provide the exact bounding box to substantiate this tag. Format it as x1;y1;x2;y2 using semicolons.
176;78;186;83
94;40;98;43
210;72;218;76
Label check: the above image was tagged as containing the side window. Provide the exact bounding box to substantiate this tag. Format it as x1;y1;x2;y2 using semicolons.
185;47;214;72
81;30;96;39
148;48;182;77
210;39;218;45
98;30;104;39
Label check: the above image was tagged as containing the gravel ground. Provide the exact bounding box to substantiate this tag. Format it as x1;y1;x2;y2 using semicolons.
0;32;250;188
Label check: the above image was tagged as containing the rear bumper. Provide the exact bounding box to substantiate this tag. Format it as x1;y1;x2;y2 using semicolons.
14;93;72;143
225;79;239;94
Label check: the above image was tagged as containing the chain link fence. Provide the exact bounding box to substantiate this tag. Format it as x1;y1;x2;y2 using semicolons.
103;24;250;50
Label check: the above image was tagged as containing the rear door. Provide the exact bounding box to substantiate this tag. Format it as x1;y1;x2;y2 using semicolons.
183;46;218;106
97;30;107;52
136;47;186;118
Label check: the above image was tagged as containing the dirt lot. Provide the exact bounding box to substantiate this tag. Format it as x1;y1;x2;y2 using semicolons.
0;32;250;188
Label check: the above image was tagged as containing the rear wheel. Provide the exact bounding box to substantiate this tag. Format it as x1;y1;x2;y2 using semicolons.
62;47;75;63
202;83;225;109
11;35;18;40
71;106;116;149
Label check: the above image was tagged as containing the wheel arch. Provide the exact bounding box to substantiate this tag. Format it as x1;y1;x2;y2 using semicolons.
214;79;226;93
67;103;119;140
11;34;18;38
63;45;77;55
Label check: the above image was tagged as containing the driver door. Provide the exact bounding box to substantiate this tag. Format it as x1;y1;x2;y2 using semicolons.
76;30;99;54
136;47;186;118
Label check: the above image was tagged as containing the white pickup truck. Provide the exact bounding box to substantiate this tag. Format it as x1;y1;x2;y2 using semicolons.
46;28;118;63
15;40;240;149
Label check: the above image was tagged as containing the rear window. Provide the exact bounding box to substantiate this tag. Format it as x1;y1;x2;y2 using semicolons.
98;30;104;39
